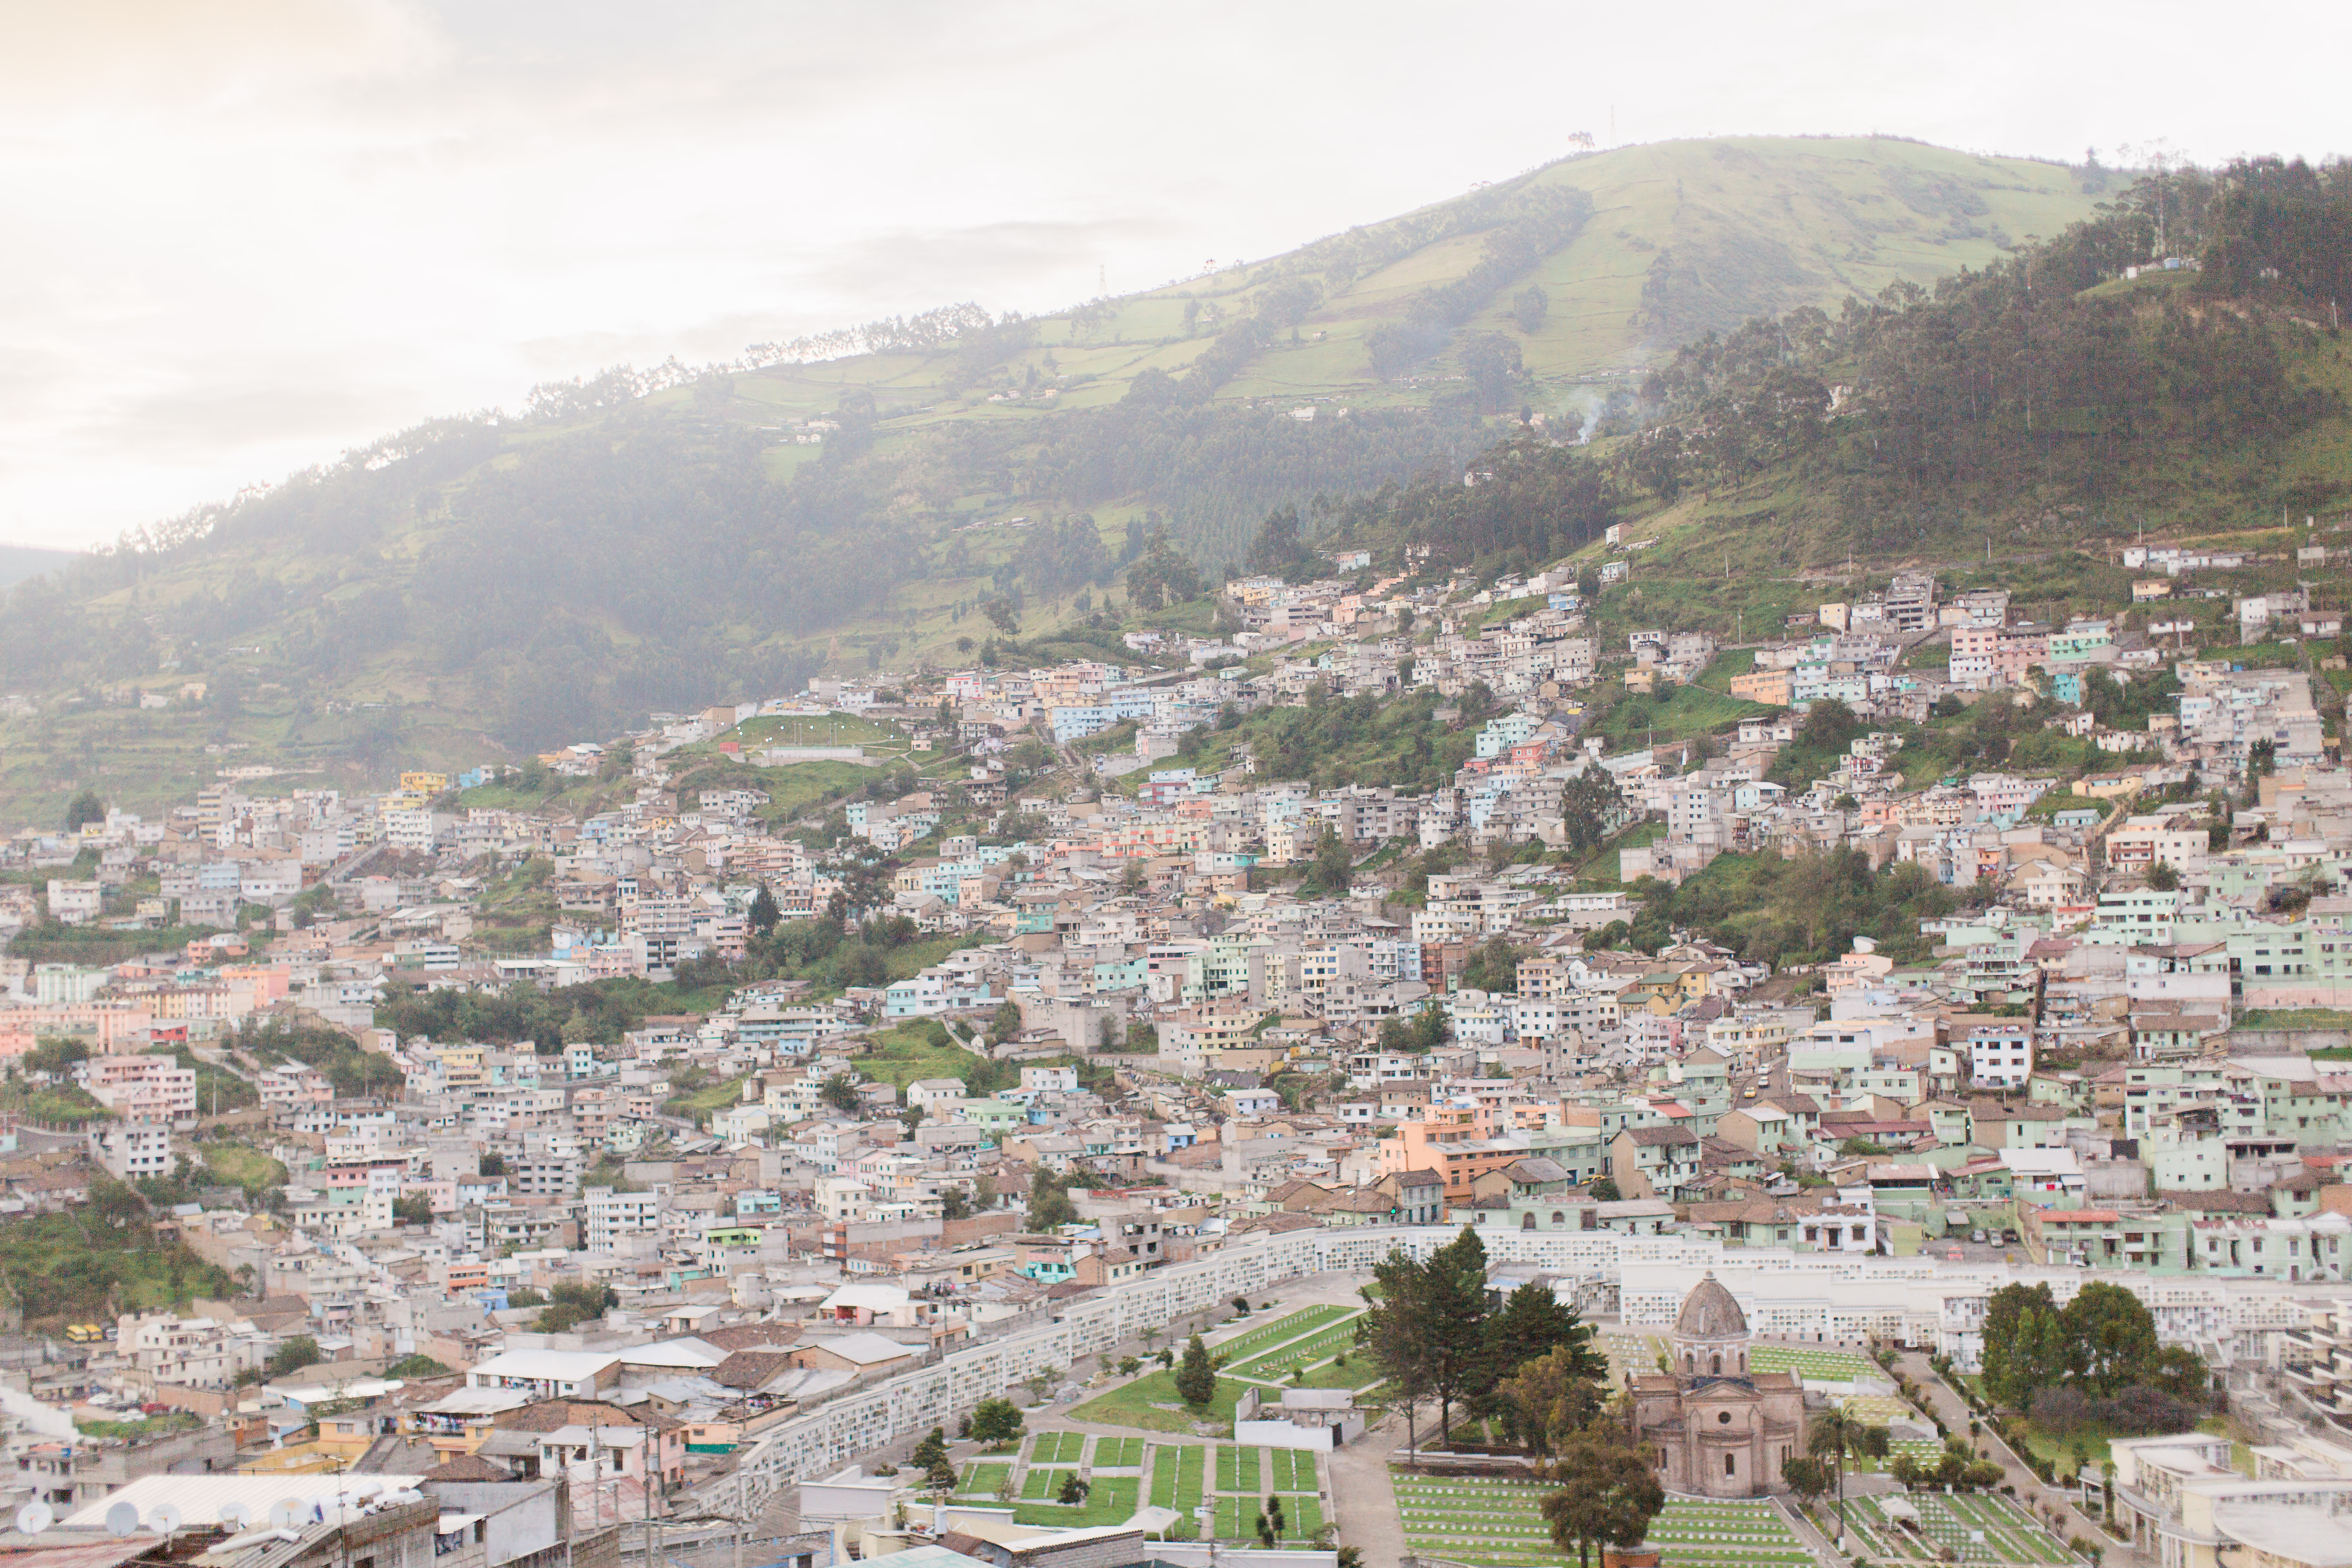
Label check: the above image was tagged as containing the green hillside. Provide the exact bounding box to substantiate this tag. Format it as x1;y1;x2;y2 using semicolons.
0;137;2188;826
729;136;2108;427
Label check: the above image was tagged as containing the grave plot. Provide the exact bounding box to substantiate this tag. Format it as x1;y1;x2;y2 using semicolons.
1394;1474;1811;1568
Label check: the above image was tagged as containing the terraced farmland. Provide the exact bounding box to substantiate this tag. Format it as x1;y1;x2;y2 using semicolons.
1395;1473;1810;1568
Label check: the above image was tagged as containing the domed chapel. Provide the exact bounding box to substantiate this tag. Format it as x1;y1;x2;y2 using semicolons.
1627;1272;1807;1497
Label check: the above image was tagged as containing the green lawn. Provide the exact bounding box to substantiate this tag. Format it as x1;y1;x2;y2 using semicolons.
1071;1373;1251;1435
198;1140;287;1192
1012;1476;1139;1529
1226;1314;1365;1379
1021;1468;1076;1501
1212;1305;1355;1363
1844;1492;2072;1565
1397;1478;1810;1568
1149;1443;1205;1511
1031;1431;1086;1464
1094;1437;1145;1468
955;1461;1013;1500
663;1074;751;1123
1269;1450;1317;1491
1215;1445;1261;1494
1748;1345;1875;1382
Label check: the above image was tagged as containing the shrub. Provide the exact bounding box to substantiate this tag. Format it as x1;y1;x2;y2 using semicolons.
2031;1385;2095;1435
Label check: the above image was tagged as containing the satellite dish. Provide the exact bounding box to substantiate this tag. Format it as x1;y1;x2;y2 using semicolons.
16;1503;54;1537
105;1503;138;1539
148;1506;183;1537
270;1500;308;1532
218;1503;253;1531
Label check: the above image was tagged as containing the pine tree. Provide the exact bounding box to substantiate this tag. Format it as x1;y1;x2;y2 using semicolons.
1174;1332;1217;1408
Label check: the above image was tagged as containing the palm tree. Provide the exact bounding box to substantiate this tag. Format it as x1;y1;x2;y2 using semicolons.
1809;1408;1859;1546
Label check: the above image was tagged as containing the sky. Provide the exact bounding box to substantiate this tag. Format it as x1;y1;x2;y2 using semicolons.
1;0;2340;551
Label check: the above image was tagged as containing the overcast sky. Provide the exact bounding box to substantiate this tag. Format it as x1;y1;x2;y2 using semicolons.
2;0;2338;551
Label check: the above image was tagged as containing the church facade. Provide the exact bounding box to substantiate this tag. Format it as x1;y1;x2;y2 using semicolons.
1627;1272;1806;1497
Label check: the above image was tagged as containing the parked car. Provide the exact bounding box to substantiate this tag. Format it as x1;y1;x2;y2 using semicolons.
1969;1228;1989;1244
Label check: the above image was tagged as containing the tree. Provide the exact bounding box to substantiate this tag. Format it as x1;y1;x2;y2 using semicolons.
988;998;1023;1043
983;598;1021;635
1359;1250;1440;1454
1587;1177;1621;1203
61;788;107;835
1027;1168;1078;1232
1980;1281;2061;1409
385;1354;452;1378
2062;1281;2162;1396
911;1427;949;1472
265;1336;323;1379
391;1192;435;1227
1809;1407;1860;1542
478;1152;506;1177
1512;285;1550;335
1481;1282;1599;1422
1540;1421;1666;1568
24;1036;87;1078
927;1456;958;1492
1782;1454;1833;1510
1175;1332;1218;1408
1057;1474;1090;1505
1422;1227;1494;1448
749;883;782;933
1499;1343;1608;1457
941;1188;973;1222
818;1072;862;1113
968;1397;1024;1446
2145;860;2180;891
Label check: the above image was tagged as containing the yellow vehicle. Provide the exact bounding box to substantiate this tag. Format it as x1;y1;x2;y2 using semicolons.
1741;1088;1757;1099
64;1323;105;1345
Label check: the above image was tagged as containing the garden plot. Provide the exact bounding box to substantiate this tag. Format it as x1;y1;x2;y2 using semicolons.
1216;1445;1263;1494
1149;1444;1206;1512
1847;1493;2074;1565
1269;1450;1318;1492
1094;1437;1145;1469
1394;1474;1808;1568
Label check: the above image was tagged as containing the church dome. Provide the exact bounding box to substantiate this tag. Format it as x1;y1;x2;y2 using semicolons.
1673;1273;1747;1340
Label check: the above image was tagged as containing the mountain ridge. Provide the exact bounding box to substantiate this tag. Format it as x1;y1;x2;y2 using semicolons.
0;136;2173;824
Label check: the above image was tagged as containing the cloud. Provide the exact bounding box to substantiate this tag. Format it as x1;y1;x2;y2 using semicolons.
0;0;2342;548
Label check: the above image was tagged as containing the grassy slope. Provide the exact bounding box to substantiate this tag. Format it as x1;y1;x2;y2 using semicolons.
0;140;2123;824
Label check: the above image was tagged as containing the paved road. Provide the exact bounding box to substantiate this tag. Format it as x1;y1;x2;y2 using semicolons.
1327;1414;1408;1568
1895;1352;2145;1568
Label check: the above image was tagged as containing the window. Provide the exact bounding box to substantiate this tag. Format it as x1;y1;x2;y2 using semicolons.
1725;1454;1737;1477
1718;1411;1733;1424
